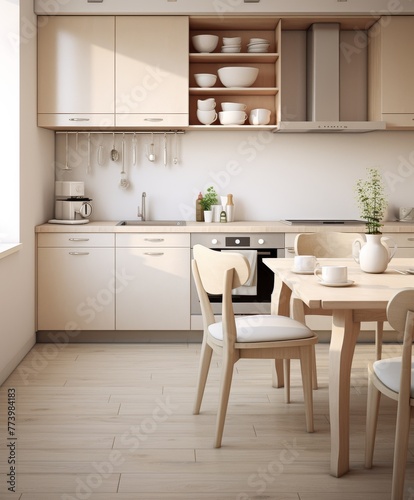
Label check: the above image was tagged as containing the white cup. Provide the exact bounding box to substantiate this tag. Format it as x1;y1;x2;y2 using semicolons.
249;108;271;125
314;265;348;284
197;98;216;111
221;102;247;111
197;109;218;125
294;255;317;272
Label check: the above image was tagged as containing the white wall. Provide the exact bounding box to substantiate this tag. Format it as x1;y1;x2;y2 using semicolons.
56;129;414;223
0;1;54;384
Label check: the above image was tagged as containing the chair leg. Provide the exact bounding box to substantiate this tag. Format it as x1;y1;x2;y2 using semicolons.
193;340;213;415
365;375;381;468
214;353;235;448
299;346;314;433
272;359;284;388
391;403;412;500
375;321;384;360
283;359;291;403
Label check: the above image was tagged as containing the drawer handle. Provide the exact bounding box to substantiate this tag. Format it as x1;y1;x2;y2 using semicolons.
286;247;295;252
144;118;164;122
69;238;90;242
69;252;90;256
69;118;90;122
408;238;414;241
144;238;165;242
144;252;164;256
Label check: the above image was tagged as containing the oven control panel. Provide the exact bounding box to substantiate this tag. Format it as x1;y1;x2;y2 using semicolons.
191;233;285;249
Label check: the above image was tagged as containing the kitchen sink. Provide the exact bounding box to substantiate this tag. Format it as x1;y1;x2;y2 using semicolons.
117;220;186;226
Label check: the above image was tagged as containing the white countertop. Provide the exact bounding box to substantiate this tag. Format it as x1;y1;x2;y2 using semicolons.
35;220;414;233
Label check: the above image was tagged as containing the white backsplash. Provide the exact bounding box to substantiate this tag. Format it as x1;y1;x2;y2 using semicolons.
54;129;414;222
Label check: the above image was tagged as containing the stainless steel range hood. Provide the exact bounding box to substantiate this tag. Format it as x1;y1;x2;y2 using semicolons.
277;23;386;133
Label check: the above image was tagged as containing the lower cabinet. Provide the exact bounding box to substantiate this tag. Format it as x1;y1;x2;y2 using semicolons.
37;233;115;331
115;233;190;330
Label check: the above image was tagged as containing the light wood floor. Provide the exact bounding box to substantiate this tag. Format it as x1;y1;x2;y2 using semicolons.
0;342;413;499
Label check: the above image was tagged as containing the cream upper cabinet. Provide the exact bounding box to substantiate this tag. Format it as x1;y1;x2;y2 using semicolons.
369;16;414;129
37;16;115;128
115;16;189;128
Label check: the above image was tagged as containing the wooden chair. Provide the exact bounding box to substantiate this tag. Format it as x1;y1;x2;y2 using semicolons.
365;288;414;500
192;244;318;448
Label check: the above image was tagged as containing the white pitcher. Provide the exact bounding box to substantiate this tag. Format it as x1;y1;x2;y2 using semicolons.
353;234;397;273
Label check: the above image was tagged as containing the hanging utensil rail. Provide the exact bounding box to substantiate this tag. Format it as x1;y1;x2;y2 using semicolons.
56;131;185;135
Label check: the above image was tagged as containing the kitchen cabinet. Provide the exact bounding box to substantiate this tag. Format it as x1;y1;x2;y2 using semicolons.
37;16;115;128
115;16;189;128
115;233;190;330
369;16;414;129
189;17;281;129
37;233;115;331
38;16;188;129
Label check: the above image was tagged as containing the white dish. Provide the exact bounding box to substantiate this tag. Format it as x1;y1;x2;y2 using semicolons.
48;219;89;225
291;268;315;275
318;280;355;287
221;47;241;53
192;34;219;53
250;38;269;43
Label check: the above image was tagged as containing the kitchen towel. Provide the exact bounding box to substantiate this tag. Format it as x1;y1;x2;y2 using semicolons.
224;249;257;296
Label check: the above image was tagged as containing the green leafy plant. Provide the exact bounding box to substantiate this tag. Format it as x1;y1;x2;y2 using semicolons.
355;168;388;234
199;186;218;211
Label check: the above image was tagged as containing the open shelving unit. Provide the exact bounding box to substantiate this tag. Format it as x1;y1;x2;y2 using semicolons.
189;16;281;130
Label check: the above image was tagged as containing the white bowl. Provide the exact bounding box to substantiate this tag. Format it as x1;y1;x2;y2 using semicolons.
219;110;247;125
221;47;241;53
223;37;241;46
192;34;219;53
217;66;259;88
194;73;217;88
221;102;247;111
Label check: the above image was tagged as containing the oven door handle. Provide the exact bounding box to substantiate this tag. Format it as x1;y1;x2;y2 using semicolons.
257;251;273;256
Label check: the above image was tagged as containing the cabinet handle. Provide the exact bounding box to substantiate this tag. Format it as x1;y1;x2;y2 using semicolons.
144;118;164;122
144;238;165;242
286;247;295;252
69;118;90;122
69;251;90;256
69;238;90;241
408;238;414;241
144;252;164;256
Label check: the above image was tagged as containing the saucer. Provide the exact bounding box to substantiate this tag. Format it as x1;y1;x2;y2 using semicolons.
292;268;314;275
318;280;354;287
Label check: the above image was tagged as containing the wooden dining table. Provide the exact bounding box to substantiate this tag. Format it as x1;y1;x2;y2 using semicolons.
263;257;414;478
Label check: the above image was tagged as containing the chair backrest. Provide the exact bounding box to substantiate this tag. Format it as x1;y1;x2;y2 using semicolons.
192;244;250;295
295;232;364;258
386;288;414;400
192;245;251;334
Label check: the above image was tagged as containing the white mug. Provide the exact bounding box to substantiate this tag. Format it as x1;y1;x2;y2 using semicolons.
197;98;216;111
294;255;317;272
314;265;348;284
249;108;271;125
197;109;218;125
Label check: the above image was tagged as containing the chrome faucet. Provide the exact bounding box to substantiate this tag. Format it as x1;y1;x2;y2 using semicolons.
137;192;146;221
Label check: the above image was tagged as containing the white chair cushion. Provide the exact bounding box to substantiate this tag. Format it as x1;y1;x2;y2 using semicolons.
208;314;314;343
373;357;414;398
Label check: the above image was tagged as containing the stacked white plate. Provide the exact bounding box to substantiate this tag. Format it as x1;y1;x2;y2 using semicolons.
247;38;270;53
221;36;241;53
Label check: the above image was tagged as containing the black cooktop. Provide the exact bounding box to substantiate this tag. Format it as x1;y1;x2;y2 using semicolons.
281;219;365;225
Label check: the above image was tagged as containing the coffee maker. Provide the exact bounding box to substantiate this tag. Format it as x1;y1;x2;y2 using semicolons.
53;181;93;223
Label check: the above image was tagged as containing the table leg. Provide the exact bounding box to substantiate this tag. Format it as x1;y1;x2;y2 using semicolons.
271;277;292;388
329;309;360;477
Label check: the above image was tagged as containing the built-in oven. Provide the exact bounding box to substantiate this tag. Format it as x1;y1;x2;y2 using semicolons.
190;233;285;319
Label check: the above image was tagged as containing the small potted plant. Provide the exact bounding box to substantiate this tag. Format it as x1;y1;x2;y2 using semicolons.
354;168;395;273
199;186;218;222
